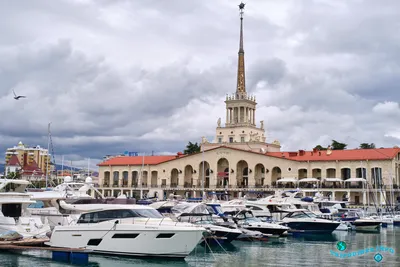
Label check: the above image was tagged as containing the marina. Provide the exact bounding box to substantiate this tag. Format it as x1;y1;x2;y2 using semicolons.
0;227;398;266
0;174;398;266
1;1;400;266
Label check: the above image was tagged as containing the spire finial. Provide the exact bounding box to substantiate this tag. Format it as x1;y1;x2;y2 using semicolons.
239;2;245;18
236;2;246;93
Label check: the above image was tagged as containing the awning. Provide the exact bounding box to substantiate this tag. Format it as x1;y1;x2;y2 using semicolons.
298;178;320;183
344;178;367;183
323;178;343;182
217;172;229;177
277;178;298;183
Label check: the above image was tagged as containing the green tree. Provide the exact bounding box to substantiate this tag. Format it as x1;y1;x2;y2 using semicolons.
331;140;347;150
6;171;21;179
313;145;327;150
184;141;201;155
359;143;375;149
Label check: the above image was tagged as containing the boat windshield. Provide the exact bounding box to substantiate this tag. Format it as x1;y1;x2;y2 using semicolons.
77;208;163;223
130;209;164;218
286;211;318;219
211;205;224;215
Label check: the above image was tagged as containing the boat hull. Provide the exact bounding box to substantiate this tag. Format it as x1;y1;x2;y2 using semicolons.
282;221;340;234
352;221;381;232
245;226;287;236
47;221;205;258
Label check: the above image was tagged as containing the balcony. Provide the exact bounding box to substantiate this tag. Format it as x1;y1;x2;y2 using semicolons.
184;183;193;188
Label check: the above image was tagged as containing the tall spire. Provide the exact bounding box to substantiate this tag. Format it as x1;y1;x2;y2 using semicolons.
236;2;246;94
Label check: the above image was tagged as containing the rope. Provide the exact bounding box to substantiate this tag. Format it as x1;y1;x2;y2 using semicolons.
99;220;119;240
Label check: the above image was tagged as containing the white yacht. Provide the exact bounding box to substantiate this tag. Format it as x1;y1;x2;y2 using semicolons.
46;204;206;258
28;176;135;228
0;179;51;238
280;209;341;234
171;202;243;243
227;209;289;237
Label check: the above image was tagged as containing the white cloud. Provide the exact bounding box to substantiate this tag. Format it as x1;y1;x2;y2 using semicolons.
373;101;400;115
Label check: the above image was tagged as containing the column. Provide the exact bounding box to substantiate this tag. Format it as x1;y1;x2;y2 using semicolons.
226;109;229;124
253;109;255;125
245;107;248;123
238;107;241;123
250;108;253;125
229;109;232;124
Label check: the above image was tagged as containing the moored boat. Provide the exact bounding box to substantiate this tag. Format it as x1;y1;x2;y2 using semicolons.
46;204;206;258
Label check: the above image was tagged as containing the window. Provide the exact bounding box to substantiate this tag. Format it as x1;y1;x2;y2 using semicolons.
246;205;263;211
112;233;139;239
218;138;222;143
156;233;175;238
77;209;163;224
229;137;233;143
241;137;245;142
130;209;163;218
87;239;102;246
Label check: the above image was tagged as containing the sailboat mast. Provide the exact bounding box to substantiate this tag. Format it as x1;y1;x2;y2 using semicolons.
361;161;366;211
140;152;144;199
46;122;51;189
88;157;90;177
61;155;64;182
202;145;205;200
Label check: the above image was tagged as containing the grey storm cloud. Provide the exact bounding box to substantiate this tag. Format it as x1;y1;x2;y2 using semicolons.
0;0;400;166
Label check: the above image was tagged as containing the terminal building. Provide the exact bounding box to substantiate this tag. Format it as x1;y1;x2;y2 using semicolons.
96;6;400;204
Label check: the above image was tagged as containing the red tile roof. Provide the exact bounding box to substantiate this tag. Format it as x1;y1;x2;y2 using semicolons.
7;155;21;166
98;155;185;166
266;148;400;162
22;160;44;175
97;146;400;166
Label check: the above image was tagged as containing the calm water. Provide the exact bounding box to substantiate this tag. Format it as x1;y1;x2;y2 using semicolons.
1;227;399;267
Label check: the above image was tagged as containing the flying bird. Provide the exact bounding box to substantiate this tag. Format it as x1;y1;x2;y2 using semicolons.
13;89;26;100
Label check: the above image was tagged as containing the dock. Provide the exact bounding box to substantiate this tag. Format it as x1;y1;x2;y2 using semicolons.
0;238;91;264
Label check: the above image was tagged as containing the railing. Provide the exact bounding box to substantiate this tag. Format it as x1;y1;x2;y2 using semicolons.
95;184;400;191
77;217;205;229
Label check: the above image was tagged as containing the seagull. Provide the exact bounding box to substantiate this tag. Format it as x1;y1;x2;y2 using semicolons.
13;89;26;100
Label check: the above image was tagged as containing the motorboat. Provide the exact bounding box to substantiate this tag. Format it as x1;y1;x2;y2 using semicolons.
171;202;242;243
225;209;289;237
340;210;381;232
279;209;341;234
46;204;206;258
205;203;271;241
0;179;51;238
28;176;136;228
351;216;382;232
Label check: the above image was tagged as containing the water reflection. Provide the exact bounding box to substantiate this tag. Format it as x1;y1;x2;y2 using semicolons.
89;255;190;267
0;228;399;266
290;232;338;242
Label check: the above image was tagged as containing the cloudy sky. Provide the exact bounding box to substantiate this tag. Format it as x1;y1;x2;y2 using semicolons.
1;0;400;168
